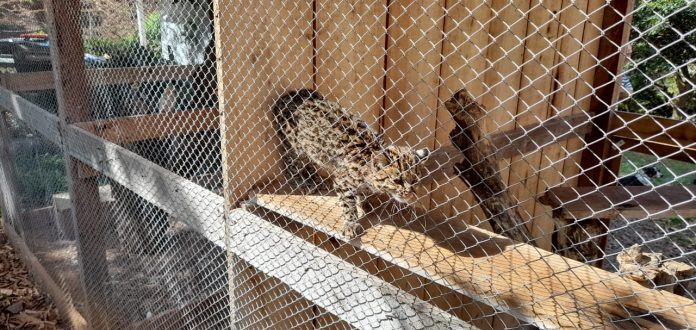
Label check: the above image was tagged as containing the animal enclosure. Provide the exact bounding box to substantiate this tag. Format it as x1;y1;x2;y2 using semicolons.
0;0;695;329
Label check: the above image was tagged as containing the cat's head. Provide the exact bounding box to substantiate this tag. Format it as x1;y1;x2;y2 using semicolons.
369;146;430;204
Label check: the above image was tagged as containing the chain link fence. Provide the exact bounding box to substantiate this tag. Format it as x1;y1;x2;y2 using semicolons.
0;0;694;329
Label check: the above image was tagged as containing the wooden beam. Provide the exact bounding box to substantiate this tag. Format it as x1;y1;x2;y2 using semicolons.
577;0;635;187
251;193;696;329
0;87;61;145
0;71;54;92
228;209;476;329
609;110;696;163
539;185;696;220
63;124;226;245
613;136;696;164
2;216;89;330
0;86;225;246
74;108;219;144
0;65;199;92
44;0;110;326
573;0;636;266
488;113;592;160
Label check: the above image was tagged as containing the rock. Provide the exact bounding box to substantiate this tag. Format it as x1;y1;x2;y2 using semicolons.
5;301;23;314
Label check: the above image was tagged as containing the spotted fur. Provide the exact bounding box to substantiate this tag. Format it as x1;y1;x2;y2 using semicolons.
273;89;429;238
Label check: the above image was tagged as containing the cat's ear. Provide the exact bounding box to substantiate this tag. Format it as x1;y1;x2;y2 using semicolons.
414;148;430;161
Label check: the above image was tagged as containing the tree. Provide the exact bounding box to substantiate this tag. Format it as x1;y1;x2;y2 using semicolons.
621;0;696;119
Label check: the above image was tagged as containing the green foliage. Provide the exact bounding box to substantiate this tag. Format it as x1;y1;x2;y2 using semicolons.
14;148;67;209
84;12;165;67
621;0;696;118
144;11;162;56
619;151;696;185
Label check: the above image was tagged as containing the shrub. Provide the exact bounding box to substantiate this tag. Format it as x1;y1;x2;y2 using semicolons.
84;12;165;67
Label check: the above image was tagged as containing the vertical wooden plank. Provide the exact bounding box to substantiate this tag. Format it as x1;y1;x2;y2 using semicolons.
217;0;314;205
577;0;634;187
560;0;605;186
479;0;532;191
214;1;316;329
43;0;111;327
434;0;532;229
315;0;387;129
380;0;446;320
382;0;445;149
382;0;445;211
379;2;508;325
504;0;564;239
567;0;634;263
528;0;588;250
433;0;496;227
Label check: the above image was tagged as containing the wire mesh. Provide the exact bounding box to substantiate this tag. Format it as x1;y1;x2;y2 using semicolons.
0;0;694;329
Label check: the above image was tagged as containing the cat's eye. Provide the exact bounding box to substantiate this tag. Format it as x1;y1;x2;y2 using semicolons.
394;178;403;185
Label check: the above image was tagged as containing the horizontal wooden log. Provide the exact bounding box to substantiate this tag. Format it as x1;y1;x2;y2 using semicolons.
0;86;61;145
423;113;591;184
251;193;696;329
538;185;696;220
74;108;219;144
0;65;198;92
609;111;696;162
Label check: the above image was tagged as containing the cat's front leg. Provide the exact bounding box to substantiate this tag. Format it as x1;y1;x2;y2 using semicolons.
335;186;363;239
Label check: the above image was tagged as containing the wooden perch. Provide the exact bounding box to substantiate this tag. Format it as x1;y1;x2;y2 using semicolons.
250;192;696;329
617;244;695;297
443;89;532;244
609;110;696;163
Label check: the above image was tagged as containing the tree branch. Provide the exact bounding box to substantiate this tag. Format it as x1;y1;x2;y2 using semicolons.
444;89;533;244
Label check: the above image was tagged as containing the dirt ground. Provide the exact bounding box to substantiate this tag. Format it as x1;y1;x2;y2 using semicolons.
0;224;67;330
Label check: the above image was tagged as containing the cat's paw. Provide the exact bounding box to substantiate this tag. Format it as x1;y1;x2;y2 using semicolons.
340;221;362;240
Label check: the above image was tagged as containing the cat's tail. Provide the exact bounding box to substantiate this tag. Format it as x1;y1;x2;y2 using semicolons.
272;89;323;125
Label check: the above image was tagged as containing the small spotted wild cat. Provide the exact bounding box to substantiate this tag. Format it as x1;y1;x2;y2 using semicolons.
273;89;429;238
